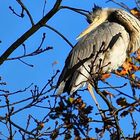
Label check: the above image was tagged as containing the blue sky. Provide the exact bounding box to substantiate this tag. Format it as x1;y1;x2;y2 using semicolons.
0;0;139;139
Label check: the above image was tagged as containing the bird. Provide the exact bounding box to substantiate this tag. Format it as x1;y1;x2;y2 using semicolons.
56;5;140;95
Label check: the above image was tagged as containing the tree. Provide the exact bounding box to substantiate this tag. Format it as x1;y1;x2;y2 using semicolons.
0;0;140;139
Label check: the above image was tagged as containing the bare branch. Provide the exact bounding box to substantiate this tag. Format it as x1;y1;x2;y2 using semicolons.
45;24;74;48
106;0;131;11
42;0;47;17
60;6;90;17
5;95;13;139
16;0;34;25
0;0;62;65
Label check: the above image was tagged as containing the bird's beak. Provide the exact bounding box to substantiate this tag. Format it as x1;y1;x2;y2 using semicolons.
76;21;97;40
76;15;107;40
76;17;104;40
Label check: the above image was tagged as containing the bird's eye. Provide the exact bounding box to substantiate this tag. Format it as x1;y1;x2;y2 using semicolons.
92;16;100;23
96;15;100;19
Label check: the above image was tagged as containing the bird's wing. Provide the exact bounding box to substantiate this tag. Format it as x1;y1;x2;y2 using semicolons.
57;22;130;94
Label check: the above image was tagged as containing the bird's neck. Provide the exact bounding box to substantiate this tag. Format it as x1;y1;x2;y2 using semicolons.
114;10;140;32
113;9;140;53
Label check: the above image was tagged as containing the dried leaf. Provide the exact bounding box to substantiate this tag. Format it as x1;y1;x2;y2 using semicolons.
100;73;111;80
37;122;44;130
50;130;59;139
131;8;140;19
116;97;128;107
80;103;86;109
84;138;97;140
115;69;127;76
115;58;139;76
122;59;133;73
83;106;93;114
120;110;129;118
136;48;140;61
52;60;58;67
68;97;74;104
74;98;82;104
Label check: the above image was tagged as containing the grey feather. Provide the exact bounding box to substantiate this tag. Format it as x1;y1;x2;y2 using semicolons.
56;8;140;95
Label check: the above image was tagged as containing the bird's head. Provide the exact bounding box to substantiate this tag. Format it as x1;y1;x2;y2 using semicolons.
87;5;109;24
77;5;115;40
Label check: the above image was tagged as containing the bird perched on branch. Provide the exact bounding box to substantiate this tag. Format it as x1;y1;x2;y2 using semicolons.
56;5;140;95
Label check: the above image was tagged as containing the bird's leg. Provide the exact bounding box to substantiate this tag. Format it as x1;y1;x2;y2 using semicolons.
87;83;98;106
87;83;105;119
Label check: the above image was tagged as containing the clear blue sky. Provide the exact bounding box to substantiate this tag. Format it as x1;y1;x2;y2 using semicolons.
0;0;138;139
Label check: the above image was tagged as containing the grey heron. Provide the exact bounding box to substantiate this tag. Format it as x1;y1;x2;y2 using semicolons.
56;6;140;95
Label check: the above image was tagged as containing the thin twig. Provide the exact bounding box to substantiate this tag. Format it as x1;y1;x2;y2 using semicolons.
94;84;121;140
16;0;34;25
5;95;13;139
7;46;53;61
114;99;140;114
38;33;46;50
10;120;35;137
60;6;90;17
18;58;34;67
0;83;33;97
135;0;140;10
9;6;23;17
106;0;131;11
98;83;127;90
44;24;74;48
0;0;62;65
130;112;137;137
42;0;47;17
103;81;136;100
